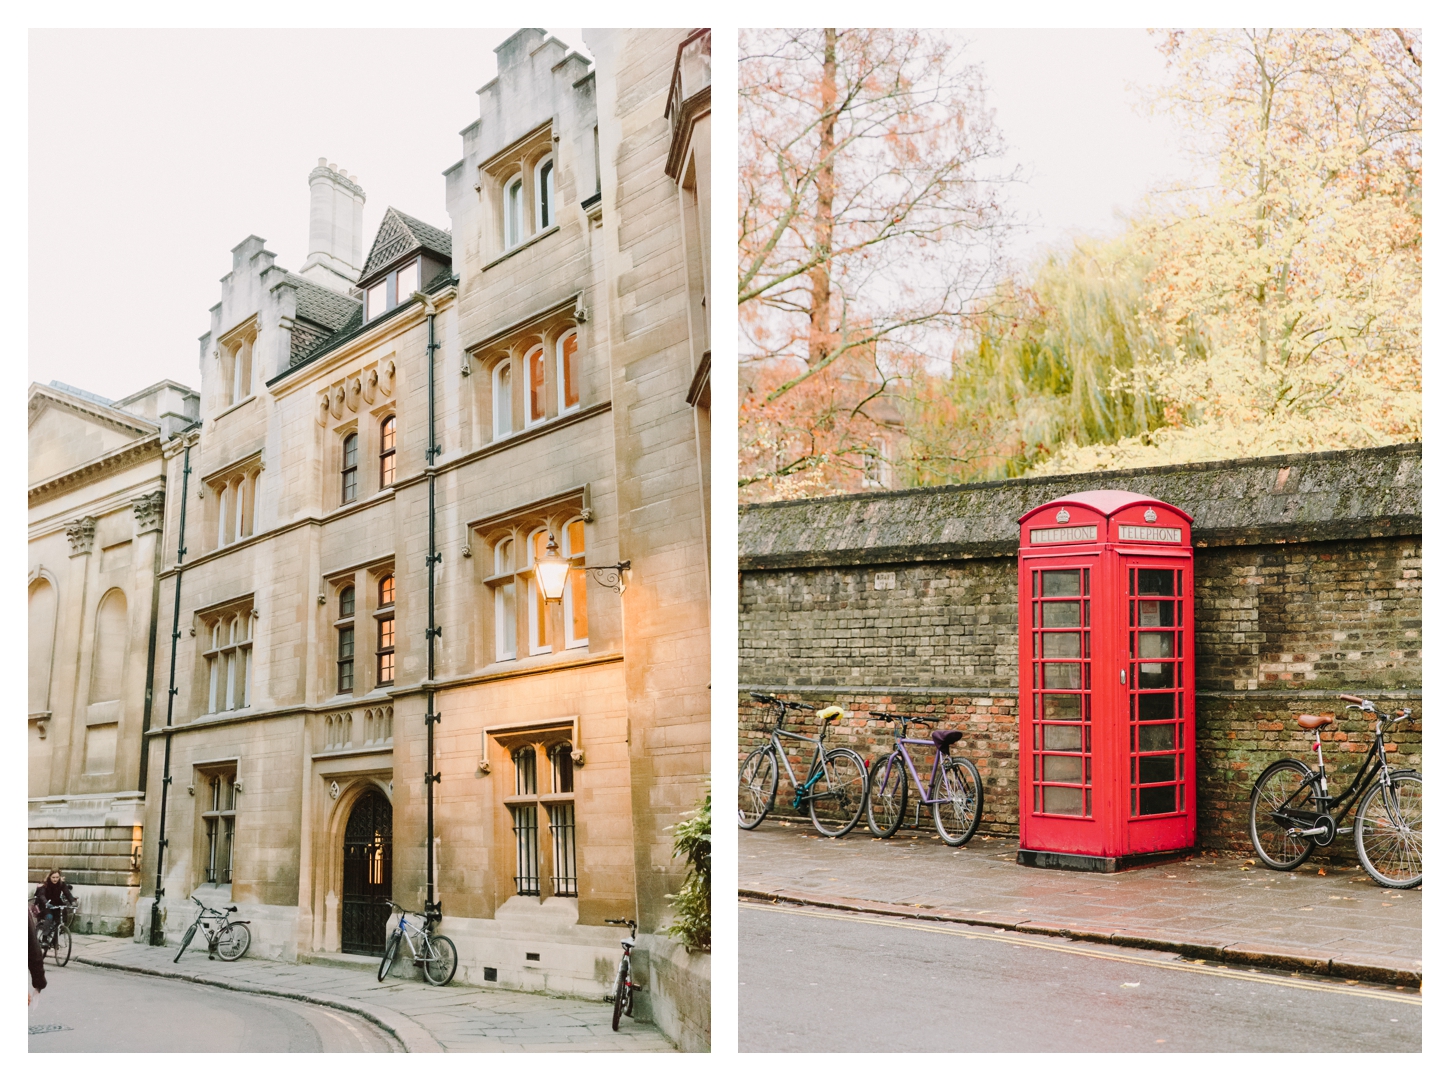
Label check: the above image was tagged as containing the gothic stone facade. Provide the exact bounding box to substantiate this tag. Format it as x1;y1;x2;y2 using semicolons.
132;28;708;1045
738;443;1421;859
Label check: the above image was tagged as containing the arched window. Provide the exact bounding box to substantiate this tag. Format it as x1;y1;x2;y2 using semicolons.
526;345;547;426
216;484;228;548
504;175;524;248
494;537;517;661
204;607;252;714
493;361;512;438
379;416;396;488
376;574;395;687
562;517;588;648
510;746;540;895
341;432;359;504
535;156;554;231
29;579;57;715
557;330;579;413
89;589;128;704
526;528;550;655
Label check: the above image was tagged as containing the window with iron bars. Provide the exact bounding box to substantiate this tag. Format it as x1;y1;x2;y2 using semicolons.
505;739;577;898
202;771;237;884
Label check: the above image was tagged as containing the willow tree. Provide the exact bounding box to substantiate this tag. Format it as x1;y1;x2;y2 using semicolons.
1041;27;1421;473
738;28;1010;500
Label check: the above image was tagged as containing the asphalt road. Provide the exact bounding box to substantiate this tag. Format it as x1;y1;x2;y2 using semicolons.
740;901;1422;1053
29;963;400;1052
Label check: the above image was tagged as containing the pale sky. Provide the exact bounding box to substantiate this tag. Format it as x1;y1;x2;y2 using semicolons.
28;28;590;402
28;28;1195;402
962;28;1202;269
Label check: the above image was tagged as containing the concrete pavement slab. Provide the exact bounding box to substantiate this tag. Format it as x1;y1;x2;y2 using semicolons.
69;935;676;1052
739;818;1421;987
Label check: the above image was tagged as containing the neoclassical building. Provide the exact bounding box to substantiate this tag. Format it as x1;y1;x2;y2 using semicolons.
28;378;199;935
120;27;709;1049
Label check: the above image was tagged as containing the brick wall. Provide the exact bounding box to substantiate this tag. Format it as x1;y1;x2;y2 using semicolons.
739;444;1422;856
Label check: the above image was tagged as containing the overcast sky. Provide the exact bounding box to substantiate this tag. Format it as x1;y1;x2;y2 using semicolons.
27;27;1194;402
28;28;589;402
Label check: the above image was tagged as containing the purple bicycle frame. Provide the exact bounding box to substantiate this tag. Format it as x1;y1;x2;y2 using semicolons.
880;735;952;805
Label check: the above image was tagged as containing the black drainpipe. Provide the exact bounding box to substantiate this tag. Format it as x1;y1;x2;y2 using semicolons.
149;437;192;945
421;297;443;925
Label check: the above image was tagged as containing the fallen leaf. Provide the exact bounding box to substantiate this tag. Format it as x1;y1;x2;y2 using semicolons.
1121;982;1140;988
1318;868;1327;876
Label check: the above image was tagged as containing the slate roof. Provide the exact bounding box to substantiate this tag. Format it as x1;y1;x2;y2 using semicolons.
286;274;361;331
360;207;453;281
49;380;114;407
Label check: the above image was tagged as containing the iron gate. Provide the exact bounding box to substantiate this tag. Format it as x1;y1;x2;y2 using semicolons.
341;787;392;956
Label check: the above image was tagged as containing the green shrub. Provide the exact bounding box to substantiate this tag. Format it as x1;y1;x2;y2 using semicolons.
665;793;710;952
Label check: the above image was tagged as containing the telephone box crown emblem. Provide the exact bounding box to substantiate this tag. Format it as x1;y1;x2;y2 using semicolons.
1144;508;1158;523
1055;509;1070;523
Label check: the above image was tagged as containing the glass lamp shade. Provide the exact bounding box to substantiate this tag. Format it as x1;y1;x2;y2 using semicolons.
535;535;571;601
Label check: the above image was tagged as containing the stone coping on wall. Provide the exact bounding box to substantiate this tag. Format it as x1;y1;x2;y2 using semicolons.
739;443;1421;570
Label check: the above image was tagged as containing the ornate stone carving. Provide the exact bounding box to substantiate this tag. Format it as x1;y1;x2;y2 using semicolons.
131;491;165;534
66;516;97;556
329;781;340;800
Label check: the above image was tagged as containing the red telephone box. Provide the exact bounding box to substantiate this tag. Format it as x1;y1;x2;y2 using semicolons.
1016;490;1196;871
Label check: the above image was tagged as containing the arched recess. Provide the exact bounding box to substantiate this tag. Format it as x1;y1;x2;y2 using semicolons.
323;779;392;956
89;588;128;704
28;575;58;715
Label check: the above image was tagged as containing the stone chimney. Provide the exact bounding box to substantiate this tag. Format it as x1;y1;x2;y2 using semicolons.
299;159;366;292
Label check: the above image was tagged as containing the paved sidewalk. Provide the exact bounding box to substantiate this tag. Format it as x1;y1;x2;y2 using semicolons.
740;819;1421;987
70;935;675;1052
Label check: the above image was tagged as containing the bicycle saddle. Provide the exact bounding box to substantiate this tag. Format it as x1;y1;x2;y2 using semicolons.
931;729;963;749
1296;713;1335;730
817;706;844;721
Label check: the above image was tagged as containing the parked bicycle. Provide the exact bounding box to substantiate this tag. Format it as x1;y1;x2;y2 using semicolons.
738;692;867;837
377;900;457;986
173;895;252;962
865;712;984;847
36;901;76;966
1248;694;1421;888
605;918;638;1031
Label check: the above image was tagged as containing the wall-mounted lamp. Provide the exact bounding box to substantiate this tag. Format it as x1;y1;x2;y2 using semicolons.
535;533;632;600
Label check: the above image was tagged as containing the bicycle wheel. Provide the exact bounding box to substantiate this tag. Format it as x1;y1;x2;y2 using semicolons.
377;930;400;981
611;958;629;1031
866;754;907;838
174;923;198;964
1248;759;1317;871
738;746;778;829
931;757;984;847
808;748;867;837
422;934;458;986
216;922;251;961
54;924;72;967
1355;770;1422;889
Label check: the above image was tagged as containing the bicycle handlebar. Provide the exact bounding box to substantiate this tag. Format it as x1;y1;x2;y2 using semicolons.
869;711;935;728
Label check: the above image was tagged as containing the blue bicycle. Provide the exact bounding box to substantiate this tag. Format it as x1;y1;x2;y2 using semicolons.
739;692;867;837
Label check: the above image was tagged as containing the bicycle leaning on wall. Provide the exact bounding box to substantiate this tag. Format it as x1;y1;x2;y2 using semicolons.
377;900;458;985
1248;694;1421;888
865;712;984;847
738;692;868;837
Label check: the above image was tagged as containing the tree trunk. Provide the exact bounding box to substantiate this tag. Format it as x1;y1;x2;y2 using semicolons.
808;29;838;369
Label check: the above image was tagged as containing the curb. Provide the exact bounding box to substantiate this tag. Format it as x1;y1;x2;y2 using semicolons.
71;955;444;1052
739;888;1422;990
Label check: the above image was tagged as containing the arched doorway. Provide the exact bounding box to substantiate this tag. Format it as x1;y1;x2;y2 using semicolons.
341;787;392;956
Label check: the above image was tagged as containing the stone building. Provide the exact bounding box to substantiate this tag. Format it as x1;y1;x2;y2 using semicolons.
126;28;708;1049
28;378;198;934
739;443;1421;855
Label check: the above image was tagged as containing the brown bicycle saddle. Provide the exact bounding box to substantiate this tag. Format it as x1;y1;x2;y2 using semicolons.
1295;713;1335;730
931;729;964;749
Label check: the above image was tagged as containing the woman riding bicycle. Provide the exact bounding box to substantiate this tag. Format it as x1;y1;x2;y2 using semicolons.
34;869;75;930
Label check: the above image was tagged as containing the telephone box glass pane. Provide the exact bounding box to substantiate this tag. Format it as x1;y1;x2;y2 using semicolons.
1042;571;1079;596
1042;787;1081;815
1137;693;1176;720
1138;569;1174;595
1043;756;1082;783
1044;663;1081;689
1043;726;1081;751
1139;755;1176;784
1138;631;1173;658
1042;632;1080;658
1137;662;1175;688
1139;724;1175;751
1138;787;1177;816
1042;602;1080;627
1042;695;1081;719
1138;600;1175;626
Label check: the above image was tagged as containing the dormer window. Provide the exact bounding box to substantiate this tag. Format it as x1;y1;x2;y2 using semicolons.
364;258;421;322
